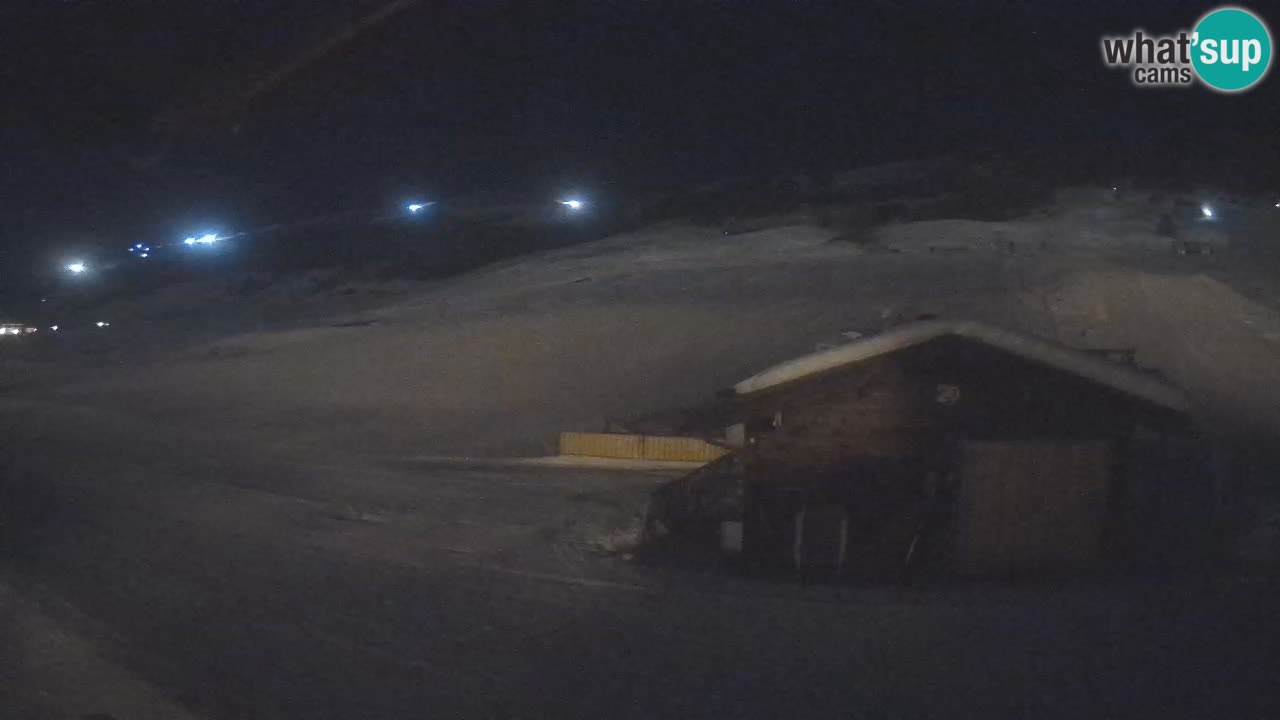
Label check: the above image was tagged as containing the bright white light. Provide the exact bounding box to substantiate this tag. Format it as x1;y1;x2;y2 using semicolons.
1201;205;1214;219
1274;202;1279;208
184;233;219;246
50;325;58;332
184;237;196;245
141;253;149;258
95;321;109;328
407;203;428;213
559;199;585;210
67;262;87;274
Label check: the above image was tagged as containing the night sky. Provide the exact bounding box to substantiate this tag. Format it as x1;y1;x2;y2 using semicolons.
2;0;1277;273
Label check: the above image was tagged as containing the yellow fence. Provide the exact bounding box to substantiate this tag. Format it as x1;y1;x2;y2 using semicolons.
559;432;730;463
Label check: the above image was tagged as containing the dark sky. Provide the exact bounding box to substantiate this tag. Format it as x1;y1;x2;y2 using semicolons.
2;0;1277;269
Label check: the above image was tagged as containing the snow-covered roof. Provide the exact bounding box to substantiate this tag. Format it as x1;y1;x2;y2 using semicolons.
733;320;1191;412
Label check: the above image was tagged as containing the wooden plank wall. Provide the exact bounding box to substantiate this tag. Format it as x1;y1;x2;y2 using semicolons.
751;360;937;470
952;440;1113;575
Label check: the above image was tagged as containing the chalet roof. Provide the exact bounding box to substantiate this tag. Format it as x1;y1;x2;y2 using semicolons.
732;320;1191;412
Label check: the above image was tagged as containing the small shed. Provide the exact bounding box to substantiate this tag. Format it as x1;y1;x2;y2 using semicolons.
649;320;1215;579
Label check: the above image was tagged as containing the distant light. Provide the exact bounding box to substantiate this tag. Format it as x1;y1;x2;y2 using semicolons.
1201;205;1214;219
50;325;58;332
67;262;87;274
559;199;585;211
96;321;109;328
140;253;149;258
1274;202;1279;208
184;237;196;246
406;202;429;214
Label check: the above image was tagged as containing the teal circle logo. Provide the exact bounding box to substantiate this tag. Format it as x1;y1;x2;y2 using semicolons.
1192;7;1272;92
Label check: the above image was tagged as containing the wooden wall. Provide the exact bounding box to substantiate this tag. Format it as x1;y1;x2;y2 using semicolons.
735;336;1184;478
952;440;1113;575
750;358;940;471
723;337;1199;575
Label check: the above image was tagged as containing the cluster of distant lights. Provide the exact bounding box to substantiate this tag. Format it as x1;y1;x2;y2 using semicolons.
46;322;108;331
59;194;1275;284
1;322;110;335
42;196;592;335
63;195;590;280
68;231;225;276
405;198;585;213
